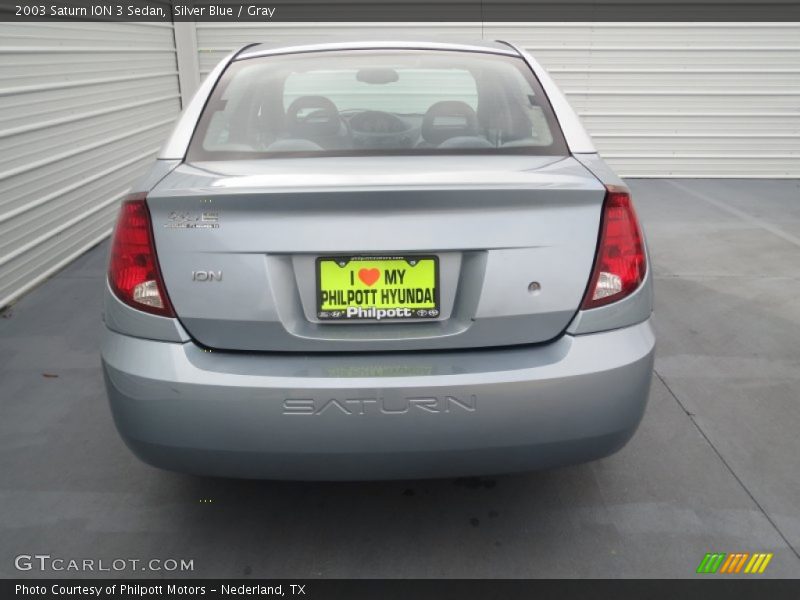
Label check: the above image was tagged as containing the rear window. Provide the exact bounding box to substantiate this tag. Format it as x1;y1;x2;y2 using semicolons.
187;49;568;160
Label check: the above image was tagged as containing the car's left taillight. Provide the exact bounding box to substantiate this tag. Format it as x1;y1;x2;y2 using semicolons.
581;185;647;310
108;193;175;317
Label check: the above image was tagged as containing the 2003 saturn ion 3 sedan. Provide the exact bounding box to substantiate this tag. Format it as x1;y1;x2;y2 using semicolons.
101;41;654;480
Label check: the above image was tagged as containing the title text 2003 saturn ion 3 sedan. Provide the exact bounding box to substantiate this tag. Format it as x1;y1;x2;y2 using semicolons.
101;41;654;480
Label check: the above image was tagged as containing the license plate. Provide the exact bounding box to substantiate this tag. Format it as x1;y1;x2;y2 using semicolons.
316;255;439;321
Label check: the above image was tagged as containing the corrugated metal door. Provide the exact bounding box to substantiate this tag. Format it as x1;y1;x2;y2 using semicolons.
487;23;800;177
195;22;800;177
1;22;797;308
0;22;182;308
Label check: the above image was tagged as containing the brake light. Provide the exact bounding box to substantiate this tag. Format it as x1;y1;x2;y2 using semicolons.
581;185;646;310
108;193;175;317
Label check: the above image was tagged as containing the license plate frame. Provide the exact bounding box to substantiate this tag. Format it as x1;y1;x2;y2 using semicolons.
316;255;440;321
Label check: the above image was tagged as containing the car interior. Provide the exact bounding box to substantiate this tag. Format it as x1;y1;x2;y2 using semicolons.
196;52;559;157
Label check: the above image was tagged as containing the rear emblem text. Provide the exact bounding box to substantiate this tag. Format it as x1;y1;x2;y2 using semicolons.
282;395;477;416
192;270;222;282
164;210;219;229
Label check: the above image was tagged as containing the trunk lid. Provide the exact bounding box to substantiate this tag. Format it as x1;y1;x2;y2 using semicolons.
147;155;604;352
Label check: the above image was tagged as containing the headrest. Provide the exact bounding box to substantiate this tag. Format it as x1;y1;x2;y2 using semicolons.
286;95;341;138
421;101;479;146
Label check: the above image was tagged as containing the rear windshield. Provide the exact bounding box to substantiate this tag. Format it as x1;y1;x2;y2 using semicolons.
187;49;568;160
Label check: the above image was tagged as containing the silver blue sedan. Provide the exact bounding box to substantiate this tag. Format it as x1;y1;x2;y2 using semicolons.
101;41;654;480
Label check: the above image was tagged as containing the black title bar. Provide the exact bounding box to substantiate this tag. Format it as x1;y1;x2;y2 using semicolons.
2;0;800;22
5;579;800;600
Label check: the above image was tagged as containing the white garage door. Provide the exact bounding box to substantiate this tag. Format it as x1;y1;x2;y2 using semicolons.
0;22;182;309
195;22;800;178
0;21;797;310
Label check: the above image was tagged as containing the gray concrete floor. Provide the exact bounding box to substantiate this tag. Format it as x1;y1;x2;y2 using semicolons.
1;179;799;578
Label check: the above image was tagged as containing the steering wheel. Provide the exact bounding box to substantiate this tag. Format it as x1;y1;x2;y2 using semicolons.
348;110;416;149
349;110;406;133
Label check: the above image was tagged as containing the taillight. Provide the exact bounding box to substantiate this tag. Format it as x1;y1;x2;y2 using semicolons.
108;193;175;317
581;185;646;310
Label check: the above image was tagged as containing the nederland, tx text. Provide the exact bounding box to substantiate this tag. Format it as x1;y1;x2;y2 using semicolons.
15;583;306;596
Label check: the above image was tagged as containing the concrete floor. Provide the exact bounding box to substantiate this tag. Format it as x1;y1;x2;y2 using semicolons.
1;179;799;578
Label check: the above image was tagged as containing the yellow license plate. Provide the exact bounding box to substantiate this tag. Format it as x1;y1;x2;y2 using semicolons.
317;256;439;321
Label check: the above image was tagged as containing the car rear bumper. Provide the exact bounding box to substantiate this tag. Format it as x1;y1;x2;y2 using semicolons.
101;320;655;480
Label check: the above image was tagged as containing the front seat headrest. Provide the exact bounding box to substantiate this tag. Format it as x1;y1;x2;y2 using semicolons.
421;101;479;146
286;95;342;138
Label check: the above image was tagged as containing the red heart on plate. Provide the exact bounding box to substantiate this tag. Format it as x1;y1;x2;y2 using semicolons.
358;268;380;286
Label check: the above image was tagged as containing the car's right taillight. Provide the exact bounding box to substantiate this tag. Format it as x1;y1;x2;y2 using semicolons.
108;193;175;317
581;185;646;310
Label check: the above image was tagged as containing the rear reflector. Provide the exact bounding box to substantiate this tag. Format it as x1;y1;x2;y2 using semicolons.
581;185;646;310
108;193;175;317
